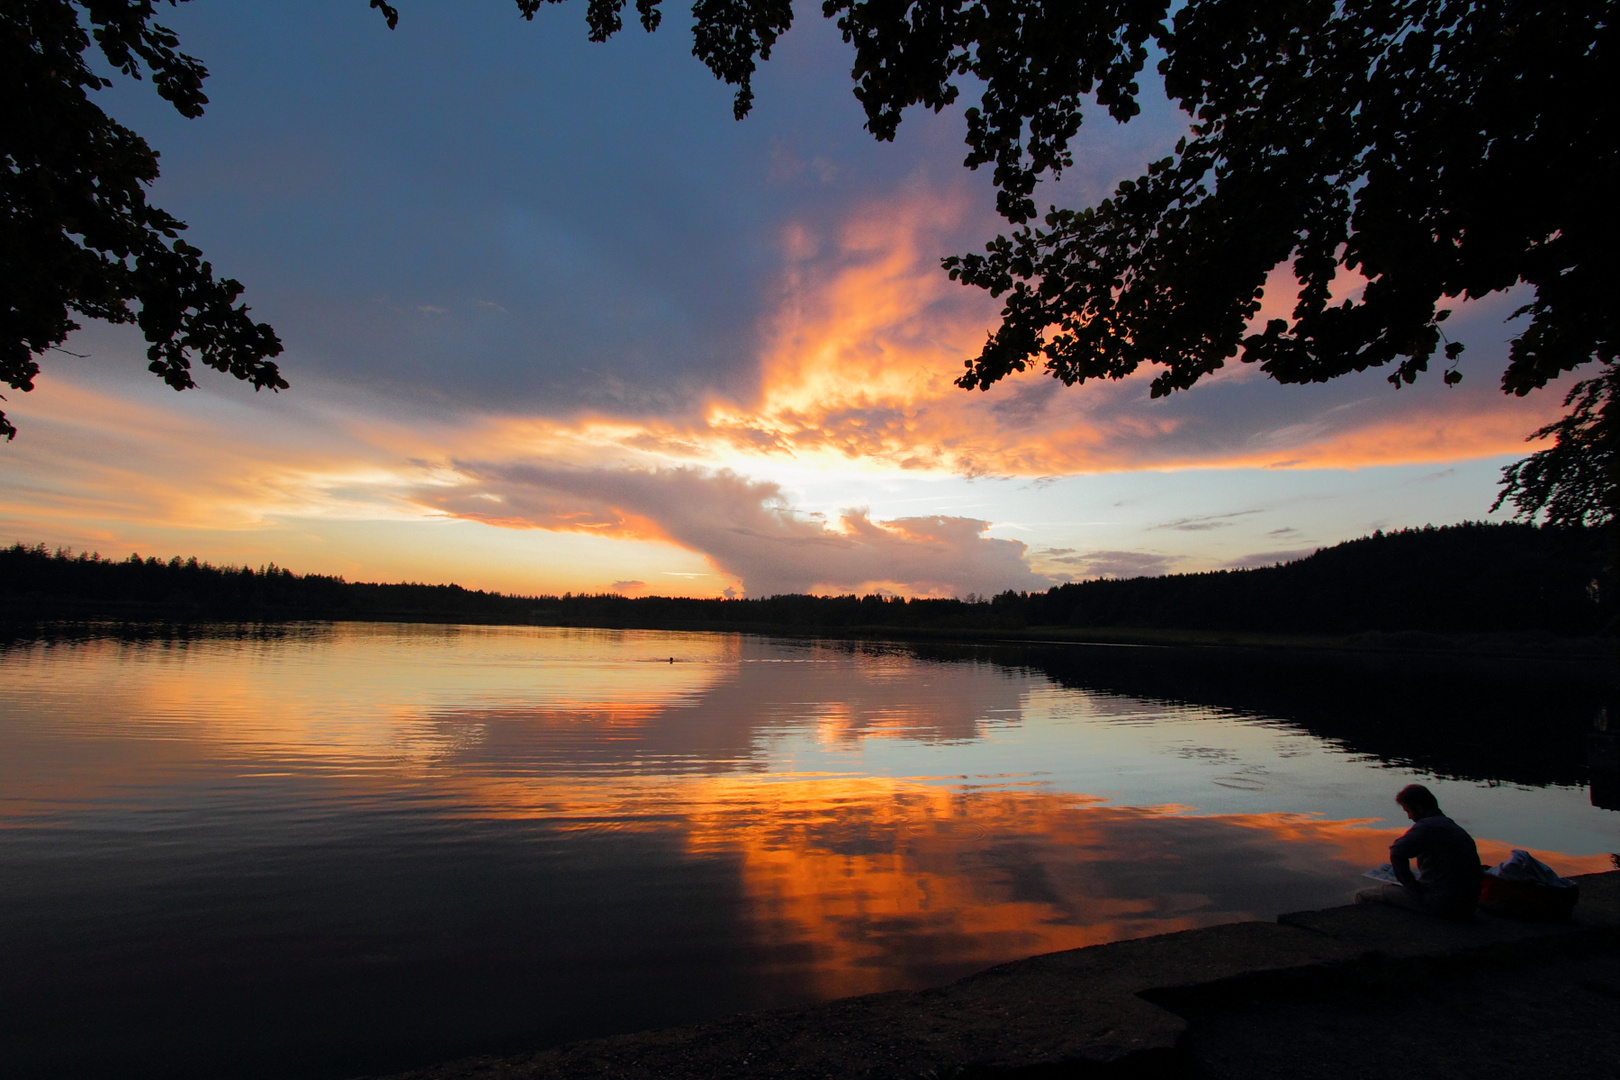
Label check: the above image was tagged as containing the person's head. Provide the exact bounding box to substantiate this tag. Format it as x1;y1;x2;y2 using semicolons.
1395;783;1440;820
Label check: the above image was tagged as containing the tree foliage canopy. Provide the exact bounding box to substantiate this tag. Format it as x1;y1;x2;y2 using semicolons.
1;0;285;441
936;0;1615;405
1492;366;1619;528
5;2;1615;525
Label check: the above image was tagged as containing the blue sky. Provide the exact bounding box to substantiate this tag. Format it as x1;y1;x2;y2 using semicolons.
0;1;1570;596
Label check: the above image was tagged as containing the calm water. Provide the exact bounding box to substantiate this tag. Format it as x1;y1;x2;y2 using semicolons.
2;623;1615;1079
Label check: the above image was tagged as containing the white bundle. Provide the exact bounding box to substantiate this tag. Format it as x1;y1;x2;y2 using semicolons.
1487;849;1574;888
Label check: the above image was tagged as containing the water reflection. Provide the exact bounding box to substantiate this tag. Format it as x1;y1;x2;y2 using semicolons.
674;777;1396;998
950;639;1611;790
0;623;1613;1080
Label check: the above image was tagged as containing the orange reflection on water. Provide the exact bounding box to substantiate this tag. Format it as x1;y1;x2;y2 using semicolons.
703;783;1617;996
416;769;1614;1000
679;776;1203;997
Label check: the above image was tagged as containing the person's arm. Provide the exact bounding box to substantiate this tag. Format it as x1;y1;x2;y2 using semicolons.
1389;823;1422;888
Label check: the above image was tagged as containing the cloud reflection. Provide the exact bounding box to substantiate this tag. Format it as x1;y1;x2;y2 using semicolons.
318;769;1617;1000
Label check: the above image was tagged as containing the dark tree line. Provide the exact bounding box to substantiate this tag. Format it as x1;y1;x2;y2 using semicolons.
1017;522;1606;636
0;547;519;620
3;521;1606;637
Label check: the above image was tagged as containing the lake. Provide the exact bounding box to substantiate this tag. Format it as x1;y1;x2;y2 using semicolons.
1;623;1614;1080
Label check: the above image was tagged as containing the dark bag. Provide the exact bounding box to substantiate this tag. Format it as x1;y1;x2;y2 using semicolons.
1478;867;1579;922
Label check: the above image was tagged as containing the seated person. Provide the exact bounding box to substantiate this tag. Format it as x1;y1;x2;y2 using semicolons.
1354;783;1482;919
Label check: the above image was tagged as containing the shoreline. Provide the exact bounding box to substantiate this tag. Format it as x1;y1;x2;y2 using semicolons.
375;871;1620;1080
3;610;1611;667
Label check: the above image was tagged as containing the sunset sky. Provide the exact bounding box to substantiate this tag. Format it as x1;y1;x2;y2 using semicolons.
0;1;1574;598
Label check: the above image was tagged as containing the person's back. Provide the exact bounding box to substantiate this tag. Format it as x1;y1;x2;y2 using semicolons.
1355;783;1481;919
1389;808;1481;916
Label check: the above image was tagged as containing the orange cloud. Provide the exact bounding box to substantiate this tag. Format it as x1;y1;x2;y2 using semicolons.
1;182;1576;596
362;188;1571;586
599;186;1559;478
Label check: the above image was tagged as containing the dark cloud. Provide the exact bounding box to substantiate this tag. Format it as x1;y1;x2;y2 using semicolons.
114;1;940;420
1153;509;1266;532
989;378;1060;428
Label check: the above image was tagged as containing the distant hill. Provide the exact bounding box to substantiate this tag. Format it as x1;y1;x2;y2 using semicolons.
1015;522;1608;636
0;522;1608;638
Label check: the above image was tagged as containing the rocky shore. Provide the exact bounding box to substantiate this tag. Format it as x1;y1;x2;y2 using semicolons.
377;870;1619;1080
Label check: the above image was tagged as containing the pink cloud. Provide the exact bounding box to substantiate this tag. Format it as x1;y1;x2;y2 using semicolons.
1224;548;1320;570
1037;550;1183;580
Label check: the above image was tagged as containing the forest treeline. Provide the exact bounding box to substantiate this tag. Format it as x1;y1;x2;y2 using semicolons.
0;522;1607;638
